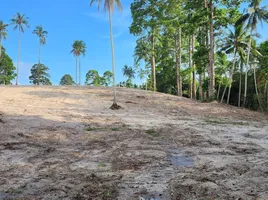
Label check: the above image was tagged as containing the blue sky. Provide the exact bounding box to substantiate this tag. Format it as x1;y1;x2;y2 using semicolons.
1;0;136;85
1;0;268;85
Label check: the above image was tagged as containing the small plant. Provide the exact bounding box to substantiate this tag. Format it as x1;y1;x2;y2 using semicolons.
146;129;159;137
85;127;97;131
98;162;106;168
111;127;120;131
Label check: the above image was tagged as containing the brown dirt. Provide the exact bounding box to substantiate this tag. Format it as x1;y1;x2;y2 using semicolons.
0;86;267;200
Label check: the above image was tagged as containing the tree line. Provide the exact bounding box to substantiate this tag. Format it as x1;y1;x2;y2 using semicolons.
129;0;268;111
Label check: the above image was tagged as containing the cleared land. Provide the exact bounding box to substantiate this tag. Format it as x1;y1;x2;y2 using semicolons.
0;86;267;200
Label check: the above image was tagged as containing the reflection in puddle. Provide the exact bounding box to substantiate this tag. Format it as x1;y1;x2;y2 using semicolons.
167;148;194;167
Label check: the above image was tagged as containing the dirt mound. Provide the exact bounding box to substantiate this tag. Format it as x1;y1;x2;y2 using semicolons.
0;86;267;199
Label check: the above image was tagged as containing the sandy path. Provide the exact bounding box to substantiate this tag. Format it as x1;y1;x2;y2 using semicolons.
0;86;267;200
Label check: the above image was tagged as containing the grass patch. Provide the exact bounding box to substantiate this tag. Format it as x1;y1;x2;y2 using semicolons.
85;127;99;131
6;188;24;194
204;118;249;126
98;162;106;168
111;127;120;131
145;129;159;137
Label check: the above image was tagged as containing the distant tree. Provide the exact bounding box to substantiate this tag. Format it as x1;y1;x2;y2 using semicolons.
11;13;30;85
70;40;86;85
0;20;8;59
0;48;16;85
60;74;75;85
122;65;135;80
90;0;123;109
29;63;51;85
102;70;113;86
33;25;48;85
85;70;113;86
85;70;102;86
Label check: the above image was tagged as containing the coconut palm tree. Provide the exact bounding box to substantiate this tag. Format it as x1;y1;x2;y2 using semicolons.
11;13;30;85
236;0;268;106
0;21;8;59
33;25;48;85
90;0;122;109
70;40;86;85
122;65;135;81
221;24;249;104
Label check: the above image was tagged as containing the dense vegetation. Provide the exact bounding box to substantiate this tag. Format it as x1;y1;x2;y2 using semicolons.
0;0;268;111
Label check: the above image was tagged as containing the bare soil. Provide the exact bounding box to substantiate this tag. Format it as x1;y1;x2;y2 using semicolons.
0;86;267;200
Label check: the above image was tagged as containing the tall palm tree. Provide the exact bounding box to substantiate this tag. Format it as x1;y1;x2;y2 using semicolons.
11;13;30;85
33;25;48;85
70;40;86;85
236;0;268;106
221;24;249;104
90;0;122;109
0;21;8;59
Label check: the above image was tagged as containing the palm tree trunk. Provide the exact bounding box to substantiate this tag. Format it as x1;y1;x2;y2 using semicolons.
253;61;262;111
192;35;196;100
238;61;242;107
227;48;237;104
221;83;227;103
151;29;156;92
79;57;81;86
176;27;182;97
76;56;78;85
189;36;192;99
217;82;221;100
37;41;41;85
209;0;215;99
199;73;203;100
243;29;253;107
145;77;148;91
108;10;117;106
16;29;21;85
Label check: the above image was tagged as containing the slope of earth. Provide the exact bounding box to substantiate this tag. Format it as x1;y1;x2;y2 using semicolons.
0;86;267;200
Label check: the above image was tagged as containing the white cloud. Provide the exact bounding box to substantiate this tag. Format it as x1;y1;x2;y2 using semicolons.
83;9;131;28
101;31;123;39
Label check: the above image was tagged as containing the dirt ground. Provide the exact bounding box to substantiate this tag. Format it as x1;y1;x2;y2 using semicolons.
0;86;267;200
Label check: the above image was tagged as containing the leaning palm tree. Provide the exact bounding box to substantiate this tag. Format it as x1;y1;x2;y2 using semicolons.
33;25;48;85
0;21;8;59
70;40;86;85
11;13;30;85
221;24;249;104
236;0;268;106
90;0;122;109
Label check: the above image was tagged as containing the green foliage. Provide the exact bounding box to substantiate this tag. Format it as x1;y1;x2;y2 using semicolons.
11;13;30;33
71;40;86;57
60;74;75;85
33;25;48;45
85;70;113;86
0;48;16;85
29;64;51;85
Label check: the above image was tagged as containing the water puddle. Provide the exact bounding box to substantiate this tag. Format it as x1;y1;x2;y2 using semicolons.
139;192;165;200
167;148;194;167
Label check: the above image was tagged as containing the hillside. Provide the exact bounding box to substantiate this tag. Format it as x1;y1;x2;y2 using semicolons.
0;86;267;200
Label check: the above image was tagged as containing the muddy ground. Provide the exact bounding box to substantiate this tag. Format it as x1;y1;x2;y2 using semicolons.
0;86;267;200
